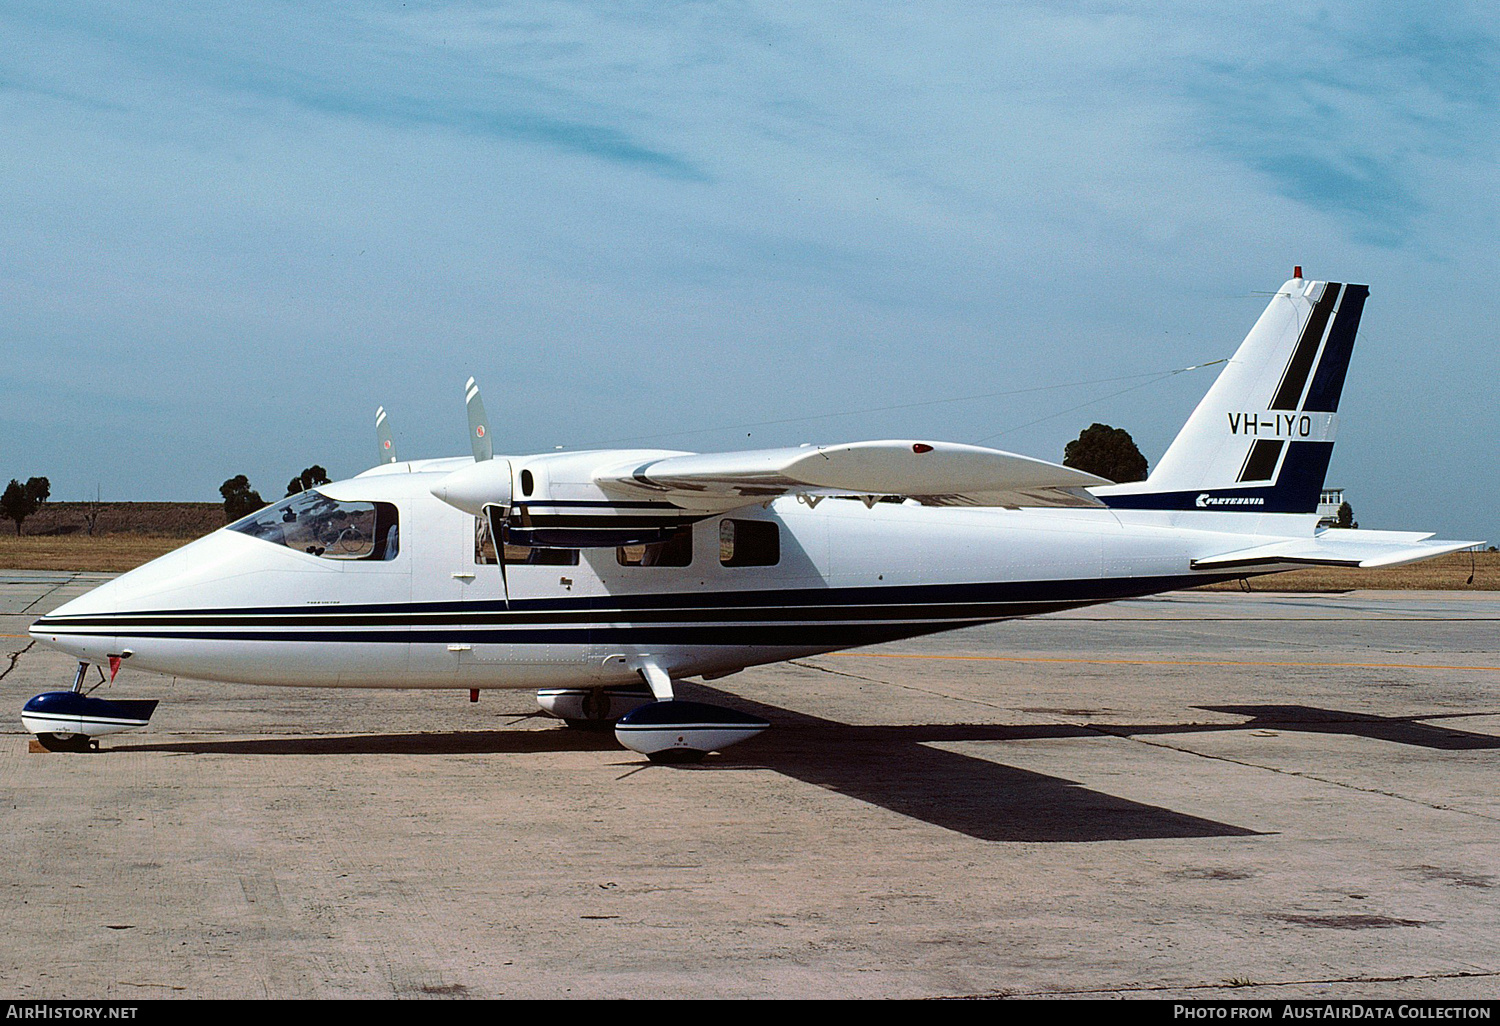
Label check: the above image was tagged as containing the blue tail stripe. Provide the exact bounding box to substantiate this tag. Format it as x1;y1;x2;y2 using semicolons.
1303;284;1368;412
1100;442;1333;513
1270;283;1341;410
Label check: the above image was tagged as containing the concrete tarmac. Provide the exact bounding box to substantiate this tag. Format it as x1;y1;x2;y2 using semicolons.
1;570;1497;999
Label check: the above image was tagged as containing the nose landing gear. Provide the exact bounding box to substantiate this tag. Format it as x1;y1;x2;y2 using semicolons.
21;662;157;753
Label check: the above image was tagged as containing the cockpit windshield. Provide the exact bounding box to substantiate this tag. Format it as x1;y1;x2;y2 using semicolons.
229;490;399;561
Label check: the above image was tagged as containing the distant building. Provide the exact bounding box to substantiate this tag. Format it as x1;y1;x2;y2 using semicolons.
1317;488;1345;527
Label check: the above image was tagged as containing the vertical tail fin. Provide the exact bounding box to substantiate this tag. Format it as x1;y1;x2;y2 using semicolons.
1097;274;1368;513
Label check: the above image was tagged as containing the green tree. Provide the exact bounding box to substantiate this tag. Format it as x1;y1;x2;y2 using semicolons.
220;475;265;522
1336;501;1358;529
285;465;331;497
1063;424;1148;484
1;476;50;535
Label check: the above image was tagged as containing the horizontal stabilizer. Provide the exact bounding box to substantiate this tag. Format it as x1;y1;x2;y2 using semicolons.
596;440;1108;512
1191;530;1479;571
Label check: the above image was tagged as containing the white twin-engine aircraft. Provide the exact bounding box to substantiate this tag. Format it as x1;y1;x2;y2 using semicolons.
25;273;1477;759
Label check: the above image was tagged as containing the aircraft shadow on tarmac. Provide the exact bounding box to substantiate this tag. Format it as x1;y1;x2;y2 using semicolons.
110;691;1498;845
1195;705;1500;751
119;719;1253;844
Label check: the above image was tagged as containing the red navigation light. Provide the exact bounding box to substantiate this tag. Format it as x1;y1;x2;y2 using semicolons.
912;443;934;454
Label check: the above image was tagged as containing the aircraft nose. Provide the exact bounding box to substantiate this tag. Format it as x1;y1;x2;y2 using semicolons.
27;529;257;662
29;584;119;664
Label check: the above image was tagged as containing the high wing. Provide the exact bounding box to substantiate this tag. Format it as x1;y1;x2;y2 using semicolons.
1191;529;1479;571
428;438;1110;547
593;440;1109;512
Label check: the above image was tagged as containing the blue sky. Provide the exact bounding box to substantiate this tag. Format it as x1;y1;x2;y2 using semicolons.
2;1;1496;542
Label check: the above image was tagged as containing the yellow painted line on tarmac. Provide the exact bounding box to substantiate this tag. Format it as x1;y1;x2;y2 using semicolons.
828;652;1500;673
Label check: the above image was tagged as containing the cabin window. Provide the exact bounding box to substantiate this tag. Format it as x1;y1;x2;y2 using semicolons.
520;469;534;497
474;517;579;566
719;519;779;567
617;528;693;567
230;491;399;561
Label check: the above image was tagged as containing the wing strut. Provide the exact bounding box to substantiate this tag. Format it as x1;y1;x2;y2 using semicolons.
635;661;675;702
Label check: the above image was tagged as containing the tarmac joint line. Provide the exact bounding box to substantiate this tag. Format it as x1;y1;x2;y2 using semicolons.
1082;722;1500;824
17;572;81;615
791;658;1015;713
0;639;36;683
833;652;1500;673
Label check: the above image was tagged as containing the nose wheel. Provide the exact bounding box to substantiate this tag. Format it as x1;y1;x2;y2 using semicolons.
21;662;158;752
32;732;98;753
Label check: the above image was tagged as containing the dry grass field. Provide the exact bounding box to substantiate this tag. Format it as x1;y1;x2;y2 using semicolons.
0;534;192;572
0;501;225;571
20;500;225;538
1192;550;1499;591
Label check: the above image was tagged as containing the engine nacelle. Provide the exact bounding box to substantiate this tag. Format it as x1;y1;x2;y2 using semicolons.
429;458;513;516
537;686;654;725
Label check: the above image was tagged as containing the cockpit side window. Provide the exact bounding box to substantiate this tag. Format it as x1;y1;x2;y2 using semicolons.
229;491;399;561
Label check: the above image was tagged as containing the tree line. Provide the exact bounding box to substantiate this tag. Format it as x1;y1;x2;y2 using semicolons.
0;466;331;535
220;466;330;521
1;433;1371;535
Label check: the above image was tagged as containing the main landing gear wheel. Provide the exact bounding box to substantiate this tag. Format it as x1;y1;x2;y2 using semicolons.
614;700;770;763
645;746;707;766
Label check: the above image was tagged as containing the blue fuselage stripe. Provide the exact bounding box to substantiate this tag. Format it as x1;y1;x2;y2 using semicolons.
31;573;1241;646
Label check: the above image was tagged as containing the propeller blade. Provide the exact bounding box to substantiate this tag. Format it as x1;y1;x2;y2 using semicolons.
484;503;510;607
375;406;398;464
465;376;493;463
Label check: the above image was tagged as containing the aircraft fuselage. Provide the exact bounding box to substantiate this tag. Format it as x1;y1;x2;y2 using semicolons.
29;461;1260;690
